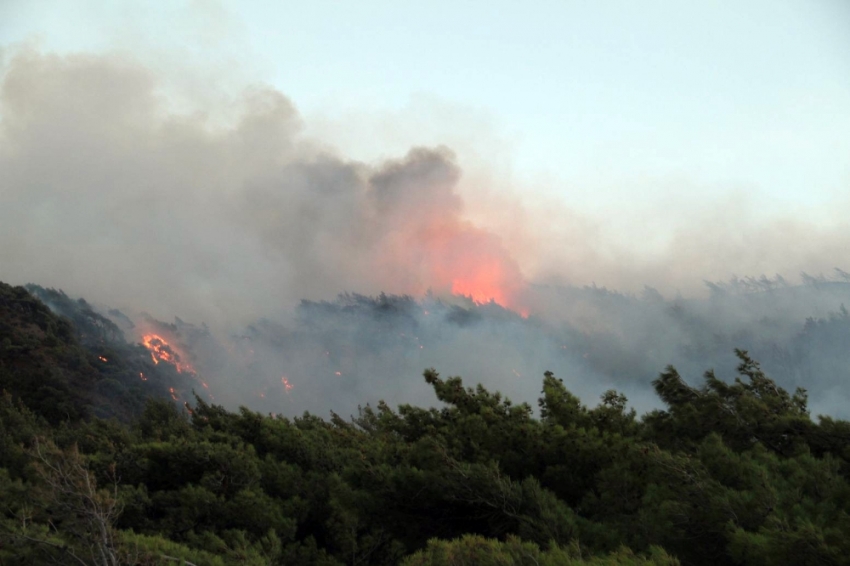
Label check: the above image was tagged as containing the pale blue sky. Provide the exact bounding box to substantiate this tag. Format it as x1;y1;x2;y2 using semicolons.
3;0;850;213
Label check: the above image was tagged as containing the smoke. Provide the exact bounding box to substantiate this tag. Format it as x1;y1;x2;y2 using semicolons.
3;46;850;417
0;46;530;323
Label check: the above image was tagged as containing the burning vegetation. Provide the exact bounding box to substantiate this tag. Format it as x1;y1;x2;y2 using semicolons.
139;331;214;401
141;333;194;374
2;288;849;566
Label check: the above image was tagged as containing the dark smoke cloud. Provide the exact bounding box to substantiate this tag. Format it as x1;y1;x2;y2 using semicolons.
0;46;521;325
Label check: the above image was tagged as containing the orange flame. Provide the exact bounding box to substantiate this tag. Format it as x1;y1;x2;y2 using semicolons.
382;218;528;313
142;334;195;374
450;259;515;306
436;227;526;310
140;332;214;402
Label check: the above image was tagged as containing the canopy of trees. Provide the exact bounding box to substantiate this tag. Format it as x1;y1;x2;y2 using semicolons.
2;281;850;565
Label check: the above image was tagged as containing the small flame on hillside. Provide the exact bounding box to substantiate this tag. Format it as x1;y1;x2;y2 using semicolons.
142;334;194;374
140;332;214;401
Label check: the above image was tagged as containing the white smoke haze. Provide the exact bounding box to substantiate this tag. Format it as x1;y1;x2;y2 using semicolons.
3;46;850;417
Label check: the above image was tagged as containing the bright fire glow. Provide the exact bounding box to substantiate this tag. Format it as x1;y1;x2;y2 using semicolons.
142;334;195;374
281;376;293;392
140;332;214;402
448;256;517;307
388;220;529;313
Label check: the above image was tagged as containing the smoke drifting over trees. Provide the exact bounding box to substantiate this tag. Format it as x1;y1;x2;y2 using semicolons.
0;47;526;324
3;46;850;418
22;277;850;422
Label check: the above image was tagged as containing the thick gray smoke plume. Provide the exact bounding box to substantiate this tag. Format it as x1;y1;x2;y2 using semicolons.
0;46;524;326
4;47;850;418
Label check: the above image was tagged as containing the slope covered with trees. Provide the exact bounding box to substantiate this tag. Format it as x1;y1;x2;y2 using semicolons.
1;282;850;565
0;282;200;423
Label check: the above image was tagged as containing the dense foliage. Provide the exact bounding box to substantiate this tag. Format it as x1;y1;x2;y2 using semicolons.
0;282;199;423
2;282;850;565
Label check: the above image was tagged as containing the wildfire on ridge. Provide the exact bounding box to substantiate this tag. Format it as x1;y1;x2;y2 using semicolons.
403;221;529;315
139;332;214;402
142;334;195;374
446;256;529;317
450;264;513;307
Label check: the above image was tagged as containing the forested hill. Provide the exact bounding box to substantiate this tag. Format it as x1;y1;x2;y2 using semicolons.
2;282;850;565
0;282;195;422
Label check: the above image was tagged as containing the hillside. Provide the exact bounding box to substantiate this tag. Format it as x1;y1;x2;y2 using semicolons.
2;282;850;565
0;282;197;422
